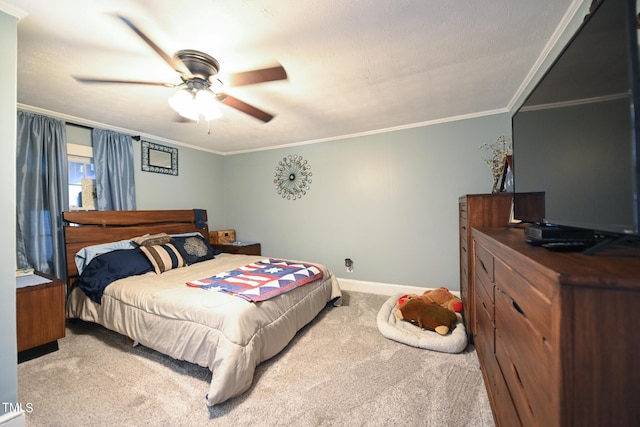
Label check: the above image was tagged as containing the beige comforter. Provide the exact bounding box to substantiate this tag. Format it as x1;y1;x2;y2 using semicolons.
67;253;342;406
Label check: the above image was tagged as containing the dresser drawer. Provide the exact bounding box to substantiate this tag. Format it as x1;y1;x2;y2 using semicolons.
476;245;495;304
476;272;494;322
495;260;553;342
459;200;468;217
460;219;468;247
495;288;556;426
475;242;494;286
478;352;522;427
459;203;467;236
474;292;494;357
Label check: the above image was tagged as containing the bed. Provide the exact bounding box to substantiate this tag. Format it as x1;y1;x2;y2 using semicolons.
63;209;342;406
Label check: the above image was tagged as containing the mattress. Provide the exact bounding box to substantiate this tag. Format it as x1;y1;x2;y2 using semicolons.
67;253;342;406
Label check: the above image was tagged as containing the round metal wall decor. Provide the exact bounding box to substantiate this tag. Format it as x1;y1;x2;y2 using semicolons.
273;154;312;200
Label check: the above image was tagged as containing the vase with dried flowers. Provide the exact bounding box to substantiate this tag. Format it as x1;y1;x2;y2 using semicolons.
479;135;512;193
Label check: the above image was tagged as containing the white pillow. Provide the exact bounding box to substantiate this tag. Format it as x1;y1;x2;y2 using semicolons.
170;232;204;238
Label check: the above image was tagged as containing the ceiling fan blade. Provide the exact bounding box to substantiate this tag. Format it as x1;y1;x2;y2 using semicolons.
73;76;178;87
218;93;274;122
225;65;287;87
114;15;192;78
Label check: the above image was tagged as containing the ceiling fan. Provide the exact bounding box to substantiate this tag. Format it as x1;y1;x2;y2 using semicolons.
73;15;287;126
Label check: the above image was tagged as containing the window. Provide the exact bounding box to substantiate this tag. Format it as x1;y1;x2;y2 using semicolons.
68;143;96;210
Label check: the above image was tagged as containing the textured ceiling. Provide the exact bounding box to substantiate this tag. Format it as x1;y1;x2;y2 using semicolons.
6;0;581;154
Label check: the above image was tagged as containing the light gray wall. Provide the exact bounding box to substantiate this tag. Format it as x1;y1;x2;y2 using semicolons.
1;9;18;417
133;139;225;230
64;126;226;231
222;113;511;291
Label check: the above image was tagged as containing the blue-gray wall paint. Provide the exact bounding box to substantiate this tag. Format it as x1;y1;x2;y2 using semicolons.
133;139;226;230
1;8;18;417
223;113;511;290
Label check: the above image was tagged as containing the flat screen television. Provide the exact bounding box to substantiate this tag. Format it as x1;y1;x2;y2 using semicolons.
512;0;640;242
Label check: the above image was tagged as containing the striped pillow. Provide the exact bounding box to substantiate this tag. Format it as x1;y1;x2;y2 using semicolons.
139;243;186;274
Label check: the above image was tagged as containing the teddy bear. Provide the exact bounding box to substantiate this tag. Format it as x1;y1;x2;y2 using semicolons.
421;287;463;313
395;295;458;335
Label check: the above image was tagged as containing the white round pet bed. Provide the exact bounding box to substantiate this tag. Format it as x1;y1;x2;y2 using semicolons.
377;293;468;354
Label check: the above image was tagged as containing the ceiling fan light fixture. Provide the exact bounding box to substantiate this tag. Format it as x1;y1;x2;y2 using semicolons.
168;88;221;121
195;89;222;121
168;89;198;120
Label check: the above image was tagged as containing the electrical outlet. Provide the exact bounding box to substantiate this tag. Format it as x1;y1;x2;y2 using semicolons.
345;258;353;273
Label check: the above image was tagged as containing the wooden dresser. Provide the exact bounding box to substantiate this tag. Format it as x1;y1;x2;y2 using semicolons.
458;194;512;338
472;227;640;427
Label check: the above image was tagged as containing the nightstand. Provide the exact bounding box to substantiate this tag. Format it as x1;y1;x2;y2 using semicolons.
212;242;261;256
16;271;66;362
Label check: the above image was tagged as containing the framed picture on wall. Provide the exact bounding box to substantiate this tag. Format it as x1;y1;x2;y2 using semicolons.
141;141;178;176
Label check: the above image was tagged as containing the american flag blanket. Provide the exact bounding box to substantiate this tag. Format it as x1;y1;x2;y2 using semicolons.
186;258;323;302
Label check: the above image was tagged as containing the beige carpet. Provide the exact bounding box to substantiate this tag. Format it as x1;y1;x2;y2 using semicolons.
18;291;495;426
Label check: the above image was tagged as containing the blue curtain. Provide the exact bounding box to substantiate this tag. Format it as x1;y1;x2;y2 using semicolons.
16;111;69;278
92;128;136;210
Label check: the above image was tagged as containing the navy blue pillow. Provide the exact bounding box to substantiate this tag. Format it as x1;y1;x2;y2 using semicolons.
75;248;153;304
171;234;221;265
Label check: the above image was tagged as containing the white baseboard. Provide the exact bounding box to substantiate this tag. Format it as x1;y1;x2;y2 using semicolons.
336;278;460;297
0;411;25;427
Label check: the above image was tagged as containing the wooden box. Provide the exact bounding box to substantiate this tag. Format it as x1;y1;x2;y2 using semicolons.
209;229;236;244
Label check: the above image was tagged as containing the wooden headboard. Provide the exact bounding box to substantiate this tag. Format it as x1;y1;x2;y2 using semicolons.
62;209;208;286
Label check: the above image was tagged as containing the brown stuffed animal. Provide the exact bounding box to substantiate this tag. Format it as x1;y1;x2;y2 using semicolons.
422;287;463;313
395;297;457;335
395;293;421;307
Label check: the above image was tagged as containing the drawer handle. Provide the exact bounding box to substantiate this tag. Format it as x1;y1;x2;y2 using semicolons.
477;257;488;276
509;360;535;416
511;361;524;387
512;300;525;316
